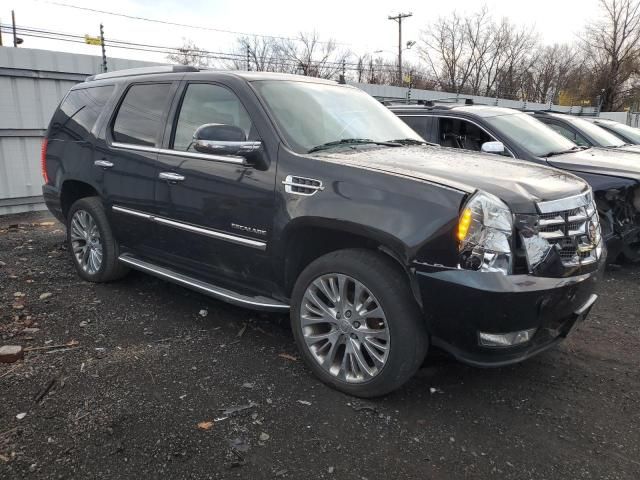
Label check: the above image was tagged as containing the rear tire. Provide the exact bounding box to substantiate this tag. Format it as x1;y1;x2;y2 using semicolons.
66;197;129;282
290;248;428;398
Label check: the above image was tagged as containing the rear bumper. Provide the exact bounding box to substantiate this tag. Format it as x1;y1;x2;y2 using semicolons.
42;184;65;223
414;262;604;367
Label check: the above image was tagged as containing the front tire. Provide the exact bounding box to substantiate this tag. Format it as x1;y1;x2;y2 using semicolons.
67;197;129;282
290;249;428;398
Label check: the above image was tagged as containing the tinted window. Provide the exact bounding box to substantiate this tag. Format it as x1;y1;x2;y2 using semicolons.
438;118;494;151
172;83;255;151
400;116;428;137
51;86;114;140
112;83;172;146
601;122;640;143
546;123;589;147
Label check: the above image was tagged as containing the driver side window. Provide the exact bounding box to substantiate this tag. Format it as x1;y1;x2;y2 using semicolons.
437;117;499;153
172;83;256;152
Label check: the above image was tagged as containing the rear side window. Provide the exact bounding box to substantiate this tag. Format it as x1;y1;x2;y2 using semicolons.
50;86;114;140
112;83;172;146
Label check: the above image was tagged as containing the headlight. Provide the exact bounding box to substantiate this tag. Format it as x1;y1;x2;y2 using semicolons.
457;191;513;274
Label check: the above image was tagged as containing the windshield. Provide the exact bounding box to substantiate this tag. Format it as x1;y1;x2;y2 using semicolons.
252;80;424;154
558;116;625;147
602;122;640;144
484;112;577;157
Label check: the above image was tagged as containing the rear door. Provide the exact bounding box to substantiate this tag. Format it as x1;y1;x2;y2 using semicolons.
153;81;277;292
98;81;178;256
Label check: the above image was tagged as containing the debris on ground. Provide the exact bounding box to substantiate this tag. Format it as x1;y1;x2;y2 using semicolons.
198;309;208;317
297;400;312;406
197;421;214;431
236;323;247;338
16;412;27;420
39;292;53;300
219;402;257;416
0;345;24;363
24;340;79;353
259;432;270;442
33;377;57;403
278;353;298;361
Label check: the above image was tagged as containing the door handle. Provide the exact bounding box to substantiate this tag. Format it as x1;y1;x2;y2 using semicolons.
94;159;114;169
159;172;185;182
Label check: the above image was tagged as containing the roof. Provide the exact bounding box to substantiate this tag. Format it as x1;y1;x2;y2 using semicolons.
389;104;522;118
86;65;341;85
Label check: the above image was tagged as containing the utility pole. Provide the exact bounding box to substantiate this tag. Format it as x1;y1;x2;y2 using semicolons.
99;23;107;72
12;10;18;47
388;12;412;86
0;18;3;47
246;44;251;71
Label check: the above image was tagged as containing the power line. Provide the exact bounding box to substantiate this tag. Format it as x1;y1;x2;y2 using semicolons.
0;24;406;71
33;0;351;46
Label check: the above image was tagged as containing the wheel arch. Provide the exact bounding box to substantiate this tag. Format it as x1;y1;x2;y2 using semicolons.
60;179;101;219
276;218;423;308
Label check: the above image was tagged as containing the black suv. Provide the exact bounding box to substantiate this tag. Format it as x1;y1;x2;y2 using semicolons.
390;103;640;262
43;67;603;397
531;111;640;154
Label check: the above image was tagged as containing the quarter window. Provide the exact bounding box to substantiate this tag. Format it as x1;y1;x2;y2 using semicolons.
172;84;255;152
51;86;114;140
112;83;172;146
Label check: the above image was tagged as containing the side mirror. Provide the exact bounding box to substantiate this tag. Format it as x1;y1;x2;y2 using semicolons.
192;123;262;162
481;141;505;154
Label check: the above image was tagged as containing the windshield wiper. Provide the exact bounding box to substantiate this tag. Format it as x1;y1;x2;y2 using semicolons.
545;146;583;157
307;138;401;153
387;138;438;147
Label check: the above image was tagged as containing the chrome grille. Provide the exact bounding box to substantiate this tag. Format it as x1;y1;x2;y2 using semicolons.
534;192;602;267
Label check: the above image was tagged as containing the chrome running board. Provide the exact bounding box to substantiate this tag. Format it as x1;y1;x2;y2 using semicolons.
118;253;289;312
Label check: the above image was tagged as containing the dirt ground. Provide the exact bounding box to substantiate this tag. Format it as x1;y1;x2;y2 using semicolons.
0;211;639;480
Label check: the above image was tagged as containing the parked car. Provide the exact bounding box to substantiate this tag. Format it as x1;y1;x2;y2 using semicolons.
587;118;640;145
531;111;640;154
390;102;640;262
43;67;604;397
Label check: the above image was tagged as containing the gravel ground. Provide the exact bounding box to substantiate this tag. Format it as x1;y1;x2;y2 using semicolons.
1;211;639;480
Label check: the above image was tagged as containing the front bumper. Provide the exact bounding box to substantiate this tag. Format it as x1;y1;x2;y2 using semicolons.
414;263;604;367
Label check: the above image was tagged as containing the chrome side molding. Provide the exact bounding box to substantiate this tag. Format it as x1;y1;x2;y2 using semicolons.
118;253;289;312
111;205;266;250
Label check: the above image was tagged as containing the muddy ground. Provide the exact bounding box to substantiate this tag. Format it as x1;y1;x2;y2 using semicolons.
0;211;639;479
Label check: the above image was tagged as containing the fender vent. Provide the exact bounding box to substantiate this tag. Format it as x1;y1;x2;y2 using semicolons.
282;175;324;196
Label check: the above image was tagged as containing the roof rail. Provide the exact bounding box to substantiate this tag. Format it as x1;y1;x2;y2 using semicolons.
86;65;198;82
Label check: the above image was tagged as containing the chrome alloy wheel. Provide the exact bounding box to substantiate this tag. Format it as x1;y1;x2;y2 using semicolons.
70;210;103;274
300;274;390;383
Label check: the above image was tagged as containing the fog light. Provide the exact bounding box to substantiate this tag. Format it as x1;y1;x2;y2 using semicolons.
479;328;537;347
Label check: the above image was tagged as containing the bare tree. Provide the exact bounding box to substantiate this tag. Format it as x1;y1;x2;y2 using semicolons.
582;0;640;110
277;32;350;79
227;36;284;72
166;38;210;67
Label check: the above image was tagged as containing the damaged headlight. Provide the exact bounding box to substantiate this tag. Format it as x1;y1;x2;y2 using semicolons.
457;191;513;274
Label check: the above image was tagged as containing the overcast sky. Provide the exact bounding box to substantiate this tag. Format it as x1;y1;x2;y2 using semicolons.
1;0;603;64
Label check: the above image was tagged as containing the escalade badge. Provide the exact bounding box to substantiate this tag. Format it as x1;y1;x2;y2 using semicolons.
231;223;267;236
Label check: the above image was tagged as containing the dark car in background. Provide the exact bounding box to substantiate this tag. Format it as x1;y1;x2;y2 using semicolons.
390;103;640;261
587;118;640;145
532;111;640;154
42;67;604;397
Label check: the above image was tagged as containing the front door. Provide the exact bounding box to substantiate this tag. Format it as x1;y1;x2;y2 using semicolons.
154;82;276;293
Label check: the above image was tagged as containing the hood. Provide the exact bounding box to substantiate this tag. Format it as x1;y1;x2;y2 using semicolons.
617;145;640;154
312;145;588;213
546;147;640;182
